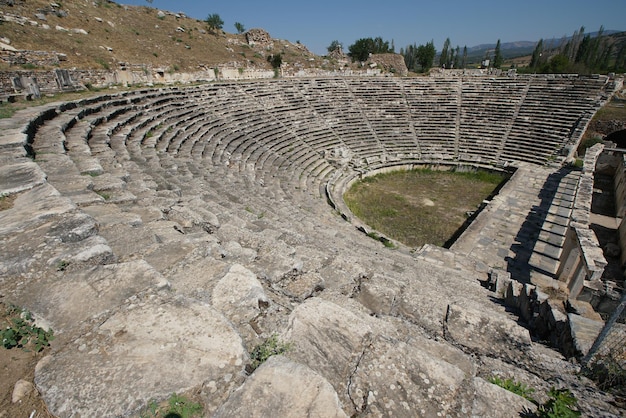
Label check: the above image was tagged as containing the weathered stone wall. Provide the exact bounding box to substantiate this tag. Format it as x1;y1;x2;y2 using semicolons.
0;49;65;67
369;53;408;76
0;69;70;94
245;28;272;47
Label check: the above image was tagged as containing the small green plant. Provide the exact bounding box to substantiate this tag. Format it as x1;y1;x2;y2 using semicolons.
366;231;380;240
1;306;54;352
56;259;70;271
381;238;396;249
248;334;291;372
21;63;38;70
535;387;581;418
97;191;111;200
489;376;536;401
140;394;202;418
167;394;203;418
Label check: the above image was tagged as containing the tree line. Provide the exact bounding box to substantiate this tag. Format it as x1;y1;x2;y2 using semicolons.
526;26;625;74
192;13;626;75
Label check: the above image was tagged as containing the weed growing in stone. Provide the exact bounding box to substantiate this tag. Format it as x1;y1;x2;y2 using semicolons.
248;334;292;372
96;191;111;200
139;393;203;418
489;377;581;417
535;387;581;418
489;376;536;401
56;259;70;271
1;305;54;352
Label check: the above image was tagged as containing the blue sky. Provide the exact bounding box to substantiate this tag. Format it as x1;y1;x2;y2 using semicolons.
120;0;625;55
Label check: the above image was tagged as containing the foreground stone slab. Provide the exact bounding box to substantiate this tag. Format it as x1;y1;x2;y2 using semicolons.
35;295;247;417
22;260;167;334
445;303;532;362
472;377;537;417
215;355;347;418
349;335;473;417
0;162;47;194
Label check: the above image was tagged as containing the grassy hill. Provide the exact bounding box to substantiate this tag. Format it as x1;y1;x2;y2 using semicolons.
0;0;330;72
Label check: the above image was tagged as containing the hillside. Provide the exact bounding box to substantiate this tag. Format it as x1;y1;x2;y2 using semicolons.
0;0;332;72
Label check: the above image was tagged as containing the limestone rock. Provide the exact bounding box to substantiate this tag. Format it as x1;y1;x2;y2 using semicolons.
25;260;168;333
167;201;220;232
282;297;379;415
215;355;347;418
273;271;325;301
349;335;474;417
0;162;47;195
12;379;34;403
36;296;246;417
472;377;537;417
212;263;268;324
566;313;604;357
0;183;75;235
47;211;99;243
444;304;532;361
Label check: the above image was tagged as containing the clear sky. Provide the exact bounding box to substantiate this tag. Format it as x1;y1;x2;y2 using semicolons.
120;0;625;55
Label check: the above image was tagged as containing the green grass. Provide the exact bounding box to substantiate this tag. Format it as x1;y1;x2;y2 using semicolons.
344;168;506;248
139;393;203;418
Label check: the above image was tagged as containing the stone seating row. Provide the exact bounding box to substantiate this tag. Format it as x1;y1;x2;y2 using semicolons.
25;75;609;217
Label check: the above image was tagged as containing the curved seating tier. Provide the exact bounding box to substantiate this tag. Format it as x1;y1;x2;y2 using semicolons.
0;74;619;417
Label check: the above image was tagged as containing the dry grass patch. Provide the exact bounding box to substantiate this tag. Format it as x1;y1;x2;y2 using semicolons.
0;194;18;211
0;0;327;72
344;168;507;248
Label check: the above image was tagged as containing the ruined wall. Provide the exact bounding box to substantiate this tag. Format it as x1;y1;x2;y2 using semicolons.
0;50;66;67
369;53;408;76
